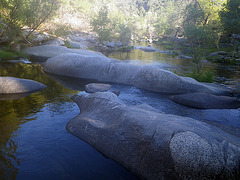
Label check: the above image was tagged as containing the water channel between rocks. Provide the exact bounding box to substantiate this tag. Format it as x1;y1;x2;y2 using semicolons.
0;43;239;179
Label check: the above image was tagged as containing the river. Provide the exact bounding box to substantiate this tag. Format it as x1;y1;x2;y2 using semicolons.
0;43;239;179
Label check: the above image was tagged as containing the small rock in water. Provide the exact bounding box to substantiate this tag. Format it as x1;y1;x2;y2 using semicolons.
85;83;112;93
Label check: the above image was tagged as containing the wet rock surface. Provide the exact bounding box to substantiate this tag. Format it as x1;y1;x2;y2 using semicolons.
67;92;240;180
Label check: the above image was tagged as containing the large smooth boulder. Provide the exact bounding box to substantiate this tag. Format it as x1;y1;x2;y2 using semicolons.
0;77;46;94
169;92;240;109
43;53;231;95
24;45;104;61
67;92;240;180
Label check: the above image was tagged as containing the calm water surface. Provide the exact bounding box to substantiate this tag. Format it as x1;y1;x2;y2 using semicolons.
0;43;239;179
0;63;137;179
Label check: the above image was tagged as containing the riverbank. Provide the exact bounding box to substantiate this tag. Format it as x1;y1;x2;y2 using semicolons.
0;35;240;179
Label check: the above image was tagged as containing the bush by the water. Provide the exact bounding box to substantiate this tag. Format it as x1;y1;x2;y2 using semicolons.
0;50;26;60
187;69;215;83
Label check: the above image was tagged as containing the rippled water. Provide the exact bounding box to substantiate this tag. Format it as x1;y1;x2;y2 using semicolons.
0;44;239;179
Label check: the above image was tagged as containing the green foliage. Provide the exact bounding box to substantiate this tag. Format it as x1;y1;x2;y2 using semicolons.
184;24;216;73
0;0;60;42
0;49;27;60
184;25;216;47
64;41;71;48
22;0;60;39
187;69;215;83
115;23;132;44
182;0;226;74
91;6;111;42
219;0;240;35
50;23;72;37
0;50;17;60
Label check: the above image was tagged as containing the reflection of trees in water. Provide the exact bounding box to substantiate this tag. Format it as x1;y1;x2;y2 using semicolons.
0;139;19;179
0;62;79;178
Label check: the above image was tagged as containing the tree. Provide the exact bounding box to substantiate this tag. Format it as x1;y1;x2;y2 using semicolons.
0;0;59;43
183;1;217;73
22;0;60;39
219;0;240;35
0;0;24;42
91;6;111;42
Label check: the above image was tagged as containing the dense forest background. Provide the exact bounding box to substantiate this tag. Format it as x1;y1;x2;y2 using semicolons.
0;0;239;45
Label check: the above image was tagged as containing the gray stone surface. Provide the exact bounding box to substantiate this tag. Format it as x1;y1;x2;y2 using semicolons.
0;76;46;94
169;93;240;109
43;53;232;95
45;38;65;46
85;83;112;93
67;92;240;180
66;40;88;49
106;41;116;48
135;46;156;52
24;45;103;61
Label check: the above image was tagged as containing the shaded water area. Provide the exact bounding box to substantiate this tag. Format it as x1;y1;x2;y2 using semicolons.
0;43;240;179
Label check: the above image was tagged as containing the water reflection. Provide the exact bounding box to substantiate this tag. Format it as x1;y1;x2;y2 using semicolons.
0;62;137;179
0;62;79;179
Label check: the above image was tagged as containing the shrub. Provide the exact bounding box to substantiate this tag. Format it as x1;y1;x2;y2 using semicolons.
0;50;27;60
187;69;215;83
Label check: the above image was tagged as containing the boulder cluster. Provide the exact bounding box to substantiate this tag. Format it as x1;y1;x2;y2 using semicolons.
18;44;240;179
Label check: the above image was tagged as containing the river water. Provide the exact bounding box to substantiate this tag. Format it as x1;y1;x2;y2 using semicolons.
0;44;239;179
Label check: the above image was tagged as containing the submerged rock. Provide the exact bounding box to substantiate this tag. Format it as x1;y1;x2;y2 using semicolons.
169;93;240;109
67;92;240;180
0;76;46;94
43;53;232;95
